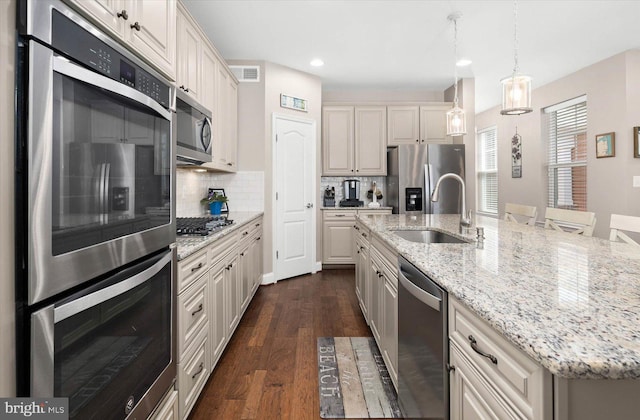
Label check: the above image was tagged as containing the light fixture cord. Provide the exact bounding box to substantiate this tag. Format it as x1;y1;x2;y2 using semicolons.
513;0;519;75
453;17;459;106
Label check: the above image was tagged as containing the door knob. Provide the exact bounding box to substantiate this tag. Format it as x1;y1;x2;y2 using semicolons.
306;203;314;208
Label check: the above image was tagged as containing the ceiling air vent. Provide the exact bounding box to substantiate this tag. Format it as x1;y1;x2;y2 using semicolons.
229;65;260;82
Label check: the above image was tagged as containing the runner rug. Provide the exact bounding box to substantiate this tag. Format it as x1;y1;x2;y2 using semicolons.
317;337;402;418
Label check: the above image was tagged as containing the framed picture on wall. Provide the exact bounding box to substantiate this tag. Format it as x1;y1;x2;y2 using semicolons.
634;127;640;158
595;132;615;158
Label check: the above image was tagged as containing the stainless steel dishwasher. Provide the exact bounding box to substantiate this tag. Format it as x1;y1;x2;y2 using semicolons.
398;256;449;419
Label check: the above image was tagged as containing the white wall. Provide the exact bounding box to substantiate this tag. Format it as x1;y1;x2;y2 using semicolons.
475;50;640;238
1;0;16;397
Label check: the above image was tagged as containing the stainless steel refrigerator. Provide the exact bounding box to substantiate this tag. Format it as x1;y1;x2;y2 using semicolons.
386;144;465;214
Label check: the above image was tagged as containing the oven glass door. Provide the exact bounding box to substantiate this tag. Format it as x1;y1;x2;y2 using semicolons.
27;41;174;304
31;250;174;420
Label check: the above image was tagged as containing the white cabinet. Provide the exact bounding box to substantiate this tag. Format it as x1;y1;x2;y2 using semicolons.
202;65;238;172
449;296;552;420
368;249;384;344
381;270;398;382
176;4;201;99
200;45;218;117
150;389;179;420
387;104;452;146
176;216;263;419
322;106;386;176
354;224;369;321
420;104;452;144
66;0;176;80
322;210;357;264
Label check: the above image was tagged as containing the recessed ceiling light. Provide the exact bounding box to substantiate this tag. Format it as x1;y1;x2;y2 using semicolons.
456;58;472;67
310;58;324;67
193;168;207;173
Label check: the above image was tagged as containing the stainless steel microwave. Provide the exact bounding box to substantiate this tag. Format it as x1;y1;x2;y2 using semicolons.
176;91;213;165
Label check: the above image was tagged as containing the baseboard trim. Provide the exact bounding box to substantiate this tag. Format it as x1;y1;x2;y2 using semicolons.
261;272;276;285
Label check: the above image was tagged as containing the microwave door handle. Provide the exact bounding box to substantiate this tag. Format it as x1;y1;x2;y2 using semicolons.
52;55;171;121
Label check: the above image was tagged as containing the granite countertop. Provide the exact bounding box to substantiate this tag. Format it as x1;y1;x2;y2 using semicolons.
357;213;640;380
175;212;263;261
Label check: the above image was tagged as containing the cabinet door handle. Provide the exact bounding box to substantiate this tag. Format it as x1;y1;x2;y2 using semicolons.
117;10;128;20
354;225;360;230
468;335;498;365
191;362;204;379
256;237;261;241
243;231;249;236
447;363;456;373
191;303;203;317
240;252;245;257
190;262;204;273
255;223;261;227
334;214;345;217
362;233;367;238
227;162;233;166
130;21;141;31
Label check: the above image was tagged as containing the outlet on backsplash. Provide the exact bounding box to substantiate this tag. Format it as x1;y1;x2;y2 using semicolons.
177;169;265;216
320;176;386;207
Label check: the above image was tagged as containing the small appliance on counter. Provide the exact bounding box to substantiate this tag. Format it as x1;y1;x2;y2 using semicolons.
323;186;336;207
339;179;363;207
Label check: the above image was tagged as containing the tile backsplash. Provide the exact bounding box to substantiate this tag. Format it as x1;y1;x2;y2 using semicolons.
177;170;265;216
320;176;386;206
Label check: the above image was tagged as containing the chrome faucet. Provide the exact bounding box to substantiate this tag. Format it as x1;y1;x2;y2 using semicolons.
431;173;472;228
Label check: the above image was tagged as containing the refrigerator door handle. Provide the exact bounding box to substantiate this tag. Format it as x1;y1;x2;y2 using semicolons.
425;163;432;213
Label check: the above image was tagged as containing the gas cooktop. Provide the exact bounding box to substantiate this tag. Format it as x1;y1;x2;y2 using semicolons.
176;216;234;236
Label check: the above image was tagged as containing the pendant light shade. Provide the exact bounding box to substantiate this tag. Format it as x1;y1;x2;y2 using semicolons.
446;103;467;136
500;73;532;115
501;0;532;116
446;12;466;136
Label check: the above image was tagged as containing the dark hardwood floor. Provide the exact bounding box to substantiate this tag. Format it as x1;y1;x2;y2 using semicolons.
188;268;373;420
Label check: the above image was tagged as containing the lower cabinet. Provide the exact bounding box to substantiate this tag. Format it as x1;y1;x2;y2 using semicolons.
354;221;398;389
150;388;179;420
448;296;552;420
323;208;391;265
176;216;263;419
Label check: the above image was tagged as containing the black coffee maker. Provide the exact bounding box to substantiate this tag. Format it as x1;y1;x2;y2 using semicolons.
339;179;363;207
323;186;335;207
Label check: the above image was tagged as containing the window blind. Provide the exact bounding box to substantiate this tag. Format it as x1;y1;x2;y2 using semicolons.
544;98;587;211
477;126;498;214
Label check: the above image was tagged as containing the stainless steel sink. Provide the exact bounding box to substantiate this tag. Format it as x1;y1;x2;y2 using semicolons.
392;229;470;244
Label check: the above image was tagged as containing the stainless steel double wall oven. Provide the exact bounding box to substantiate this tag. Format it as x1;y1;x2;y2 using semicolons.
15;1;176;418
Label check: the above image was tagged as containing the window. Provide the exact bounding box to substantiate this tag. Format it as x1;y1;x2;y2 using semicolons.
543;96;587;211
477;126;498;214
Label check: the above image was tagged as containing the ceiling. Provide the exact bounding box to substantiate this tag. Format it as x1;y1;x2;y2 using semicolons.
182;0;640;113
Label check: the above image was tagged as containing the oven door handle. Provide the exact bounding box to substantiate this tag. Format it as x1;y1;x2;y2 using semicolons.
54;250;173;322
52;55;172;121
398;266;442;312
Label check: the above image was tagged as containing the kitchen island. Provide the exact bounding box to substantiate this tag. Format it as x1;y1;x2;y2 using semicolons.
357;213;640;419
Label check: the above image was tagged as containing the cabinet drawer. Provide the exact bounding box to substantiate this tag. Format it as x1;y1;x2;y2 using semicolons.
209;231;238;264
357;209;392;217
449;297;551;419
178;248;209;293
323;210;357;221
353;221;370;242
150;388;178;420
372;235;398;277
178;327;210;419
178;274;209;359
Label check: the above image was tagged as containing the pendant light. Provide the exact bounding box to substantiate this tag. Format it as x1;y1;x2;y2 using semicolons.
501;0;532;115
446;12;466;136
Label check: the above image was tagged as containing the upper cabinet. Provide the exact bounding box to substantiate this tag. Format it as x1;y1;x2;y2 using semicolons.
176;5;201;99
322;106;386;176
175;1;237;173
66;0;176;81
387;104;452;146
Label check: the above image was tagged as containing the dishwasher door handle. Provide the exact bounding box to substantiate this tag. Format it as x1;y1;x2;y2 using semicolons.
399;268;441;311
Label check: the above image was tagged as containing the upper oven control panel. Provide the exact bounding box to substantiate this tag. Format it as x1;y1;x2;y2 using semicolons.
51;10;170;109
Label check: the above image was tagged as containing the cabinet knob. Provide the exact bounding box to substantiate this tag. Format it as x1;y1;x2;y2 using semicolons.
117;10;128;20
130;22;141;31
416;139;419;143
227;163;233;166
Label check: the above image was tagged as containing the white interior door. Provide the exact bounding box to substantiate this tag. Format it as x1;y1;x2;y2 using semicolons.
274;115;316;281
